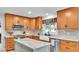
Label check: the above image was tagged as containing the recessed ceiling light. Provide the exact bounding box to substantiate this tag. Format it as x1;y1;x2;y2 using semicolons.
28;11;32;14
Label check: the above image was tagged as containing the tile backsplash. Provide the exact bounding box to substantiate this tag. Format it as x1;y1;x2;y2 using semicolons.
5;29;79;36
5;30;41;36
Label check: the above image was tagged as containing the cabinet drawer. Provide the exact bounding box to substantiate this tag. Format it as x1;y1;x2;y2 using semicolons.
60;44;77;52
60;40;77;47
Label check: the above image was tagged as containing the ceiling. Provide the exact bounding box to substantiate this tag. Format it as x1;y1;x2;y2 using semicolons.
0;7;67;19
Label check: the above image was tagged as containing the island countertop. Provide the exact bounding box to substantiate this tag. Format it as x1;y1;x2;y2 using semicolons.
15;38;50;50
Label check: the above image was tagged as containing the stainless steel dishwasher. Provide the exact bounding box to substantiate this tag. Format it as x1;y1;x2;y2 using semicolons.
50;38;60;52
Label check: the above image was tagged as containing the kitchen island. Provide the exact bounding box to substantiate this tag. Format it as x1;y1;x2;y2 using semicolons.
15;38;50;52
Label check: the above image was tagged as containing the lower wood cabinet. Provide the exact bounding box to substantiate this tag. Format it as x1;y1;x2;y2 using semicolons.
26;36;39;40
60;40;79;52
5;37;14;51
31;36;39;40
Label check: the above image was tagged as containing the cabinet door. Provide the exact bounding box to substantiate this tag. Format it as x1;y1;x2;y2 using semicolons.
27;18;31;30
28;18;35;30
23;17;29;29
19;17;24;26
57;7;78;30
5;14;14;30
5;37;14;51
67;8;78;30
13;16;24;25
60;44;77;52
60;40;78;52
31;18;35;30
57;11;67;29
35;17;42;30
78;43;79;51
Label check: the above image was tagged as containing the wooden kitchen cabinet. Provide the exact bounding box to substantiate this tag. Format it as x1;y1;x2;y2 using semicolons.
18;16;24;26
26;36;39;40
5;13;42;30
57;10;67;29
78;42;79;50
31;36;39;40
5;14;14;30
13;15;24;25
28;16;42;30
28;18;36;30
5;37;14;51
60;40;79;52
19;16;42;30
57;7;78;30
35;16;42;30
23;17;29;29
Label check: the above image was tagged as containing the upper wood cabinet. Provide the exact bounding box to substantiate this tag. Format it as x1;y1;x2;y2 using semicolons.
35;16;42;30
31;18;36;30
28;18;36;30
23;17;29;29
57;7;78;30
13;15;24;26
5;14;14;30
5;13;42;30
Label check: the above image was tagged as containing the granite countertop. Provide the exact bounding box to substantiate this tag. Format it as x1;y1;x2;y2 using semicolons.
25;34;79;41
15;38;50;50
50;35;79;42
50;30;79;41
